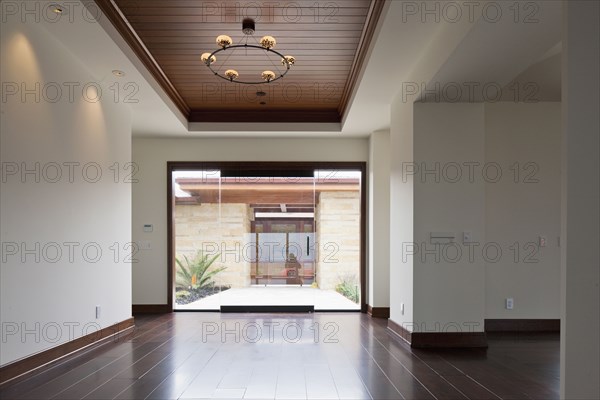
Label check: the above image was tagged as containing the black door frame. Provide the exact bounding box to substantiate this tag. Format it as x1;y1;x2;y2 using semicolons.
167;161;367;312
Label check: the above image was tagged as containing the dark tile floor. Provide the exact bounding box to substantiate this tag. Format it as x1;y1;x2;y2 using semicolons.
0;313;560;399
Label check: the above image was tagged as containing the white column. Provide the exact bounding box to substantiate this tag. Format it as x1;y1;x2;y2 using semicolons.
368;130;391;309
561;1;600;398
389;101;415;326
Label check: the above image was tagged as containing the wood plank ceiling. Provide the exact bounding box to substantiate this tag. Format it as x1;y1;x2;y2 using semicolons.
97;0;384;123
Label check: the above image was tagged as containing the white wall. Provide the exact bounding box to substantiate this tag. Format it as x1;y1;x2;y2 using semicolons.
0;18;132;365
389;102;562;333
368;131;390;308
485;103;561;319
413;103;486;332
132;137;368;305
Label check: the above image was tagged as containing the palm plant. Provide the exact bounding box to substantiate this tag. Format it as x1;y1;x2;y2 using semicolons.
175;252;225;290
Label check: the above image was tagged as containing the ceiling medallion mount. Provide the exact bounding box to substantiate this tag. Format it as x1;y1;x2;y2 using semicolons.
200;18;295;85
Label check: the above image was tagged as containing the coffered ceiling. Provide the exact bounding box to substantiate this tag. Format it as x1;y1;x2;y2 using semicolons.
96;0;384;123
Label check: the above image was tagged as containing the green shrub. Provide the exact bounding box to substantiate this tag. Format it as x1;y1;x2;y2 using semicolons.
176;290;191;299
335;275;359;303
176;252;225;290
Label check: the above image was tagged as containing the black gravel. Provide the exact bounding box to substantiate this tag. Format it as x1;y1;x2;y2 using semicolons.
175;286;231;305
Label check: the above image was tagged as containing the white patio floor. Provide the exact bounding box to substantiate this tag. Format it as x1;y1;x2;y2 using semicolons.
175;286;360;311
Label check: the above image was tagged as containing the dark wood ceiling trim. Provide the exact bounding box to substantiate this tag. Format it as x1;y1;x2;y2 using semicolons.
338;0;387;119
189;109;340;123
94;0;190;118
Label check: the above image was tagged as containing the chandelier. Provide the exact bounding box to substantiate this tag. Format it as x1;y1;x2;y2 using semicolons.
200;18;295;85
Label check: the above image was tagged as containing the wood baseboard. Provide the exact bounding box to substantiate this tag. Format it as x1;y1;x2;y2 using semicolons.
132;304;172;314
484;319;560;332
387;319;412;343
367;305;390;318
410;332;488;348
0;317;134;387
388;319;488;348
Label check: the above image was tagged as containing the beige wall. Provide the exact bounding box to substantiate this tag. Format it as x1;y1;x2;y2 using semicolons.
132;138;368;304
316;191;361;291
175;203;252;288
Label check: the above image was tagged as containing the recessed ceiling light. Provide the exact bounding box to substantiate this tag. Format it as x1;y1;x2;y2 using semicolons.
112;70;126;77
50;4;64;14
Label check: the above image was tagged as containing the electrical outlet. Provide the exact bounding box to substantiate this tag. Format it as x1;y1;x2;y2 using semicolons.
96;305;101;319
463;231;473;243
505;298;514;310
401;303;405;315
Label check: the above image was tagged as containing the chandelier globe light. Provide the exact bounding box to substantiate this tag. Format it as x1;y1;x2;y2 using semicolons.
201;18;295;85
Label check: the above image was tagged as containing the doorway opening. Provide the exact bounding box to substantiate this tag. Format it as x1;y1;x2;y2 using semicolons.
167;162;366;312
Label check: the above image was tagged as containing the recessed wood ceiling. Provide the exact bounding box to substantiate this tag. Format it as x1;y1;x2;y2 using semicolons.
97;0;384;123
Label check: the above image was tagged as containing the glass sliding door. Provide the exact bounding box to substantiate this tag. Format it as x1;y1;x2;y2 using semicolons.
173;169;227;310
170;164;363;311
314;170;362;308
249;175;316;287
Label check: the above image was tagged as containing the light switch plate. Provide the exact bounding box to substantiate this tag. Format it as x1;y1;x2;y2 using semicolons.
430;232;455;244
506;298;514;310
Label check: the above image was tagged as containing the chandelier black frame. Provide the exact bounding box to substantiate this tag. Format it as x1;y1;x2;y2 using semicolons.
201;18;295;85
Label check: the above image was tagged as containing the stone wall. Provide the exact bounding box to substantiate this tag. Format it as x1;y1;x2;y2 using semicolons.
175;203;252;288
175;192;361;291
316;191;361;293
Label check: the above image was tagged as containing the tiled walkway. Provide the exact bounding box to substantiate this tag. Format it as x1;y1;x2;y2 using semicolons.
176;287;361;311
